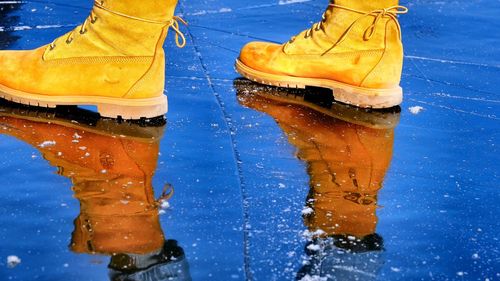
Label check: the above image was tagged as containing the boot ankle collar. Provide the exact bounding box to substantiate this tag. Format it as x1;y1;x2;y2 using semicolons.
94;0;187;47
95;0;172;25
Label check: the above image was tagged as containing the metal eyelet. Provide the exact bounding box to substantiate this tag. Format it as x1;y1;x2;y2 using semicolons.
79;29;87;35
49;44;56;50
91;17;98;24
66;38;73;44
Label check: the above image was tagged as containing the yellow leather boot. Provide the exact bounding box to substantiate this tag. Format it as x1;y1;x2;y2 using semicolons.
0;0;186;119
236;0;408;109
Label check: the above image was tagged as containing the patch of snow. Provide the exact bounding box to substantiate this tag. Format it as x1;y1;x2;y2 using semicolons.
38;141;56;148
160;200;170;209
7;255;21;268
409;106;424;115
331;265;376;277
391;267;401;272
13;26;31;31
35;25;64;29
302;229;326;239
279;0;311;5
301;207;314;215
298;274;327;281
2;1;23;5
189;7;232;16
306;244;321;251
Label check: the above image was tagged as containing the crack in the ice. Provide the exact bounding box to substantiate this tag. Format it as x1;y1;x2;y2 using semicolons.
428;93;500;104
188;24;282;44
408;58;434;87
406;55;500;70
403;73;498;96
202;41;239;54
26;0;88;10
0;24;77;32
180;4;254;280
168;75;234;83
408;98;499;120
182;1;312;17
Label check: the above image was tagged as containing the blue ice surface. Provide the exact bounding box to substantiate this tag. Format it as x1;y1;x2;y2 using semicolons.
0;0;499;280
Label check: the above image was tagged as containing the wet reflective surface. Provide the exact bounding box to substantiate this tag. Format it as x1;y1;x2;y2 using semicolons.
1;0;499;280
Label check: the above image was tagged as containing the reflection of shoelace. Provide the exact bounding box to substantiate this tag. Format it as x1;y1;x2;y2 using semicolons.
154;183;174;208
48;0;187;51
287;4;408;55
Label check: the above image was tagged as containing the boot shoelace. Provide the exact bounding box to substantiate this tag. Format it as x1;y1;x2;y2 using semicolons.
287;4;408;55
151;183;174;210
48;0;187;52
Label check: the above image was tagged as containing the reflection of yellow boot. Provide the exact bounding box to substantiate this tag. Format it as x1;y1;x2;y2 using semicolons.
234;79;400;129
0;0;185;119
236;83;396;240
236;85;396;279
236;0;407;109
0;103;192;279
0;104;166;254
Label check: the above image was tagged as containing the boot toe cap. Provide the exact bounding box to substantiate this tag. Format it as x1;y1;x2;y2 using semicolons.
238;41;282;74
0;48;43;91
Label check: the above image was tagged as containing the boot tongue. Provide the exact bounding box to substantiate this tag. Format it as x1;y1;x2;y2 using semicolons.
332;0;399;11
100;0;178;21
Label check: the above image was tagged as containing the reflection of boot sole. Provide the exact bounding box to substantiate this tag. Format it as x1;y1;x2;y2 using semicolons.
234;79;400;130
0;83;168;120
235;59;403;109
0;100;166;142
